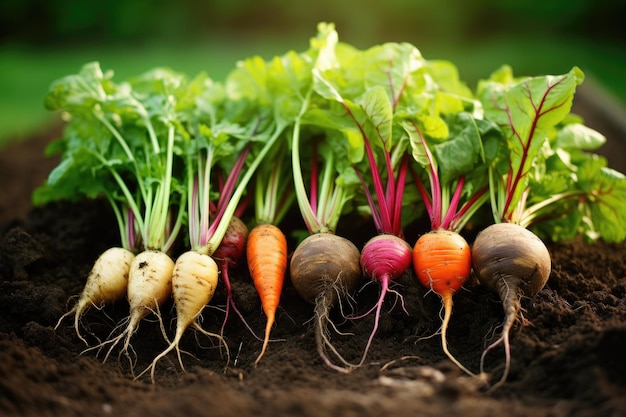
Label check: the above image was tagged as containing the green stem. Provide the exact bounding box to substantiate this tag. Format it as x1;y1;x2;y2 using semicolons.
450;191;490;233
201;121;286;255
488;166;503;223
94;110;149;208
147;124;176;251
105;194;130;251
519;190;585;228
89;149;145;235
291;90;320;233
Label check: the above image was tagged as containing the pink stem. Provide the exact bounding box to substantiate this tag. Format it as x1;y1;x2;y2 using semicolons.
354;166;383;232
441;176;465;230
391;155;409;237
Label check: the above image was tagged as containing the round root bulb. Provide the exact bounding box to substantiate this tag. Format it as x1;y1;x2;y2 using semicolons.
472;222;551;390
413;229;475;376
357;234;412;366
290;233;362;372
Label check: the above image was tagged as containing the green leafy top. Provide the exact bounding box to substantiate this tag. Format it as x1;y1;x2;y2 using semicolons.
35;23;626;247
478;65;626;242
287;22;364;235
36;62;199;253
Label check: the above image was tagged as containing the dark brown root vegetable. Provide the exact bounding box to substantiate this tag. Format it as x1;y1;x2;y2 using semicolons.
472;222;551;390
290;232;362;373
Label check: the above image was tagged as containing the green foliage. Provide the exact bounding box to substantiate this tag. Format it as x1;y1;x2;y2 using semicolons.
35;23;626;247
477;65;626;242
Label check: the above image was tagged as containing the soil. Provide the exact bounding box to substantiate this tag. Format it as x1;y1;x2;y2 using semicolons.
1;86;626;417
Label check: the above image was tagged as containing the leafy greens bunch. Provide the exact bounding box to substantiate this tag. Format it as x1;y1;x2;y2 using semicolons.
40;22;626;379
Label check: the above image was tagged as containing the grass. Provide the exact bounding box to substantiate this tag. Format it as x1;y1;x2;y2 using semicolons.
1;32;625;148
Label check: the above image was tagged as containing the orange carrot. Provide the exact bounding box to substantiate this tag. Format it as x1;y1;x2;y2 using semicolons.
413;229;474;376
246;223;288;365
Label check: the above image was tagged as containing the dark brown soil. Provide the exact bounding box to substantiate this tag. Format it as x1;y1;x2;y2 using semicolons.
1;88;626;417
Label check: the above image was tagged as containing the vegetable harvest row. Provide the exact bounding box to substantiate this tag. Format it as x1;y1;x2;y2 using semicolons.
42;23;626;389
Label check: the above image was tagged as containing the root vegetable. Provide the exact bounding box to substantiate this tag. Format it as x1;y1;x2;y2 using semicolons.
212;216;256;337
290;233;362;373
413;229;474;376
140;250;228;383
97;250;174;371
471;222;551;389
55;247;135;345
246;223;288;366
406;112;490;377
357;234;412;365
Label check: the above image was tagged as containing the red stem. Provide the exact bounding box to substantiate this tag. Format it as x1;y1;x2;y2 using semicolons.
207;147;249;238
411;121;441;229
354;166;383;232
500;77;569;220
451;185;488;229
362;131;393;233
411;168;433;221
441;176;465;230
391;155;409;237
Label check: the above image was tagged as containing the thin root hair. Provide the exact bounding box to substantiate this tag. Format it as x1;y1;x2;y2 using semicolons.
117;340;139;377
346;303;378;321
346;285;406;320
193;322;231;365
379;355;423;372
355;279;377;296
483;322;504;347
157;307;173;345
80;315;130;358
316;319;356;372
388;287;408;316
98;304;120;326
278;304;297;326
232;340;244;368
314;292;358;373
206;303;227;315
334;280;358;316
328;283;357;334
480;332;510;393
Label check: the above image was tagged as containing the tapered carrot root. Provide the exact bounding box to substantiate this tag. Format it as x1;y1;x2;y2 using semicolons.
246;223;288;366
55;247;135;345
290;233;362;373
413;229;475;376
138;250;228;383
472;222;551;390
92;250;174;372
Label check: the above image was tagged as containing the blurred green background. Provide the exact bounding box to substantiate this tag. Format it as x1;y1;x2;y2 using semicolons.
1;0;625;146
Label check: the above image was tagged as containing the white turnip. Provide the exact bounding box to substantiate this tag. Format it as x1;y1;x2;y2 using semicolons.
139;250;228;383
55;247;135;345
96;250;174;371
